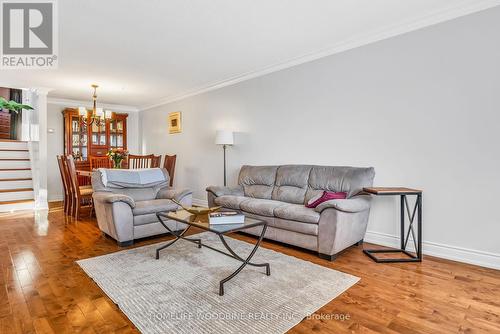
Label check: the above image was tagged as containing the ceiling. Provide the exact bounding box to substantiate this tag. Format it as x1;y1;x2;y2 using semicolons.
1;0;498;109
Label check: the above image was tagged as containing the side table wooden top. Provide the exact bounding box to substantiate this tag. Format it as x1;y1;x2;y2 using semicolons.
363;187;422;195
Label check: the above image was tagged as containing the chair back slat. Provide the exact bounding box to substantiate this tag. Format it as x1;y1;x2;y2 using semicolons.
64;155;93;220
61;156;74;198
57;156;69;197
128;154;155;169
152;155;162;168
163;154;177;187
89;156;112;170
66;155;81;197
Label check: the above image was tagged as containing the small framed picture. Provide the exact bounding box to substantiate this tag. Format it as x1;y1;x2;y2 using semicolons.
168;111;182;134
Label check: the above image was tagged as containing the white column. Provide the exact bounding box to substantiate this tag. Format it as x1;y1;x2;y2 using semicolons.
21;89;34;141
31;88;51;210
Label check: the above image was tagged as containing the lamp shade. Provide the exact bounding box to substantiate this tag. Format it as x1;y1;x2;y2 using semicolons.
215;130;234;145
78;107;87;116
95;108;104;118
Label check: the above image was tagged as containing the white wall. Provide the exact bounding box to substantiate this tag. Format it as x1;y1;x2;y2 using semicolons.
47;103;64;201
140;8;500;268
47;103;140;201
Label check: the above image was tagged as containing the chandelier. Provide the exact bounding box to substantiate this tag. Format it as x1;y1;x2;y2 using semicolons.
78;84;112;127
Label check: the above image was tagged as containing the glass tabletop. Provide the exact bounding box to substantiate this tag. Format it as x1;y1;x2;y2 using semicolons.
160;209;266;234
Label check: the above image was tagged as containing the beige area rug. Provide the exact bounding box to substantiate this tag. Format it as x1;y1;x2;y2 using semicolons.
77;232;359;334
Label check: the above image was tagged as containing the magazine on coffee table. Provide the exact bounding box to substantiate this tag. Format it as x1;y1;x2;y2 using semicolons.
209;211;245;225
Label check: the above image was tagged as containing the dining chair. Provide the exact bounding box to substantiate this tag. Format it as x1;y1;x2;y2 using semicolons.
60;155;75;217
163;154;177;187
89;155;112;170
66;155;93;220
152;155;162;168
57;156;71;215
127;154;155;169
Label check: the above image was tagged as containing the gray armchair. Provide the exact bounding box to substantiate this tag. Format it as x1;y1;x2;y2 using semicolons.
92;169;192;246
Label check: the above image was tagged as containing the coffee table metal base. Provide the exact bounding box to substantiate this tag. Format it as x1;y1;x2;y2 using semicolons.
155;214;270;296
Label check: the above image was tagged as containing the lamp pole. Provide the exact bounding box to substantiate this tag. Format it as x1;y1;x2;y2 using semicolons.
215;130;233;187
223;144;227;186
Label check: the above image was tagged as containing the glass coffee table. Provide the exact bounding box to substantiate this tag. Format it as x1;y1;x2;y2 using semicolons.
155;210;271;296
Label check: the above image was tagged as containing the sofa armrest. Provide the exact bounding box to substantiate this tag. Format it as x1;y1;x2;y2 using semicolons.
315;195;371;213
93;191;136;209
206;185;244;197
156;187;193;202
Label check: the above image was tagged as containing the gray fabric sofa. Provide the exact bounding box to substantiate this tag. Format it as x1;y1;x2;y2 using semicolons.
92;169;192;246
206;165;375;260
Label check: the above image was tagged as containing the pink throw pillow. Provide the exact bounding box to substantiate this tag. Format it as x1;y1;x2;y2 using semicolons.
306;191;347;208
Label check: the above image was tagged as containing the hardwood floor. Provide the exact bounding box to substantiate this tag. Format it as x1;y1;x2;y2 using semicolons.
0;202;499;333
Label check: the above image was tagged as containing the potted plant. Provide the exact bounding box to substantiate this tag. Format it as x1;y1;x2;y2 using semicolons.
106;148;128;169
0;97;33;113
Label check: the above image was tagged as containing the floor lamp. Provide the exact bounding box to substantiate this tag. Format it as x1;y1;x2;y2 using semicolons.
215;130;234;186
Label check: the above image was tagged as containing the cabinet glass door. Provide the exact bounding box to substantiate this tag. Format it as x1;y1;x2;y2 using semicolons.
110;119;124;149
71;116;88;160
91;121;106;146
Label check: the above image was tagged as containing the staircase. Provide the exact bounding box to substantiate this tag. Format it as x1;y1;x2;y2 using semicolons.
0;140;35;212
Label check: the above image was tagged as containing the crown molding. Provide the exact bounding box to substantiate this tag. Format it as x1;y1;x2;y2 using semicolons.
47;97;139;112
141;0;500;111
31;87;53;95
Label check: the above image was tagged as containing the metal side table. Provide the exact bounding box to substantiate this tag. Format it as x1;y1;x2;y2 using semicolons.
363;187;422;263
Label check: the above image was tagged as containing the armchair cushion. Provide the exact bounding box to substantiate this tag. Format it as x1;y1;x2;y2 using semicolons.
156;187;192;202
100;168;169;188
92;170;163;201
93;192;136;208
314;195;371;213
132;199;178;216
206;185;244;197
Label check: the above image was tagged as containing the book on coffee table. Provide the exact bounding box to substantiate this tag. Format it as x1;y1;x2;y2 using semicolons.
208;211;245;225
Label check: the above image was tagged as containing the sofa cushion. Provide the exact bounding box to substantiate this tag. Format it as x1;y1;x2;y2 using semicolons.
238;165;278;199
239;198;288;217
132;199;178;216
214;195;247;210
273;218;319;236
305;166;375;200
274;204;320;224
271;165;312;204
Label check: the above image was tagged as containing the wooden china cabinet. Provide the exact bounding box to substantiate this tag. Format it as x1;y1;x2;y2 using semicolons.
63;108;128;171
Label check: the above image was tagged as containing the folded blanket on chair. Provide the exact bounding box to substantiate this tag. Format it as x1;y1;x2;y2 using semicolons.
100;168;168;188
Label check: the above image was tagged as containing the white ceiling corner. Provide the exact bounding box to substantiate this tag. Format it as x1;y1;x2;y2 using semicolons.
1;0;498;111
141;0;500;111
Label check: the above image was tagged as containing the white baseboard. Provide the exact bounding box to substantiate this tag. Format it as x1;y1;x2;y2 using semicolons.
48;195;64;202
183;198;500;270
364;230;500;270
